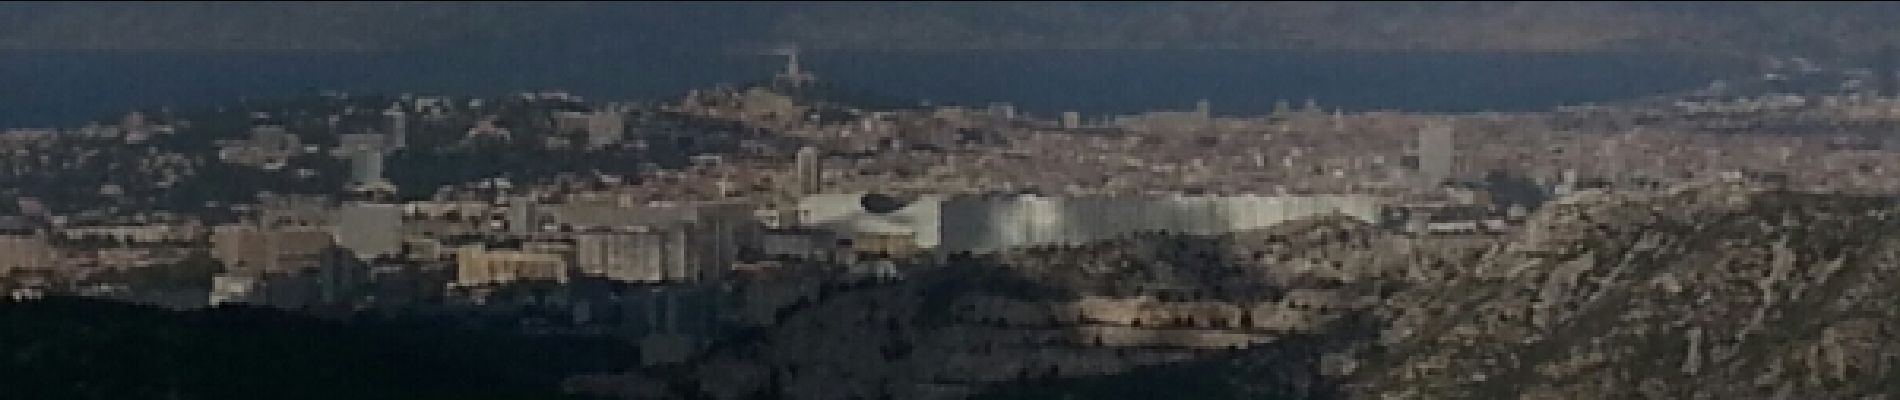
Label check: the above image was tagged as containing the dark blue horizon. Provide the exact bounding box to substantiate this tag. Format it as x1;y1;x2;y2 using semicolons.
0;49;1740;128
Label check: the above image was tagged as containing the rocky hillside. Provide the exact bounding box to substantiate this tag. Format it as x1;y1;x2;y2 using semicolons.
1349;187;1900;399
569;185;1900;399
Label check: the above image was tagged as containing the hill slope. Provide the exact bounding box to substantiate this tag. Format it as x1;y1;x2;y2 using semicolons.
1349;188;1900;399
568;187;1900;399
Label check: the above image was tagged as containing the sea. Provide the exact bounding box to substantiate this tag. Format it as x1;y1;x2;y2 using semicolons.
0;49;1745;128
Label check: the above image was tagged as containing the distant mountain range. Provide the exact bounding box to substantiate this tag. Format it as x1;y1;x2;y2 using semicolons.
4;2;1900;60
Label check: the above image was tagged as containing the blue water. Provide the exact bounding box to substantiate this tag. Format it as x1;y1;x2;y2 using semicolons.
0;49;1739;128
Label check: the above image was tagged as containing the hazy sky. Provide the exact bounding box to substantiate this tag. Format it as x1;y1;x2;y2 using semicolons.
5;2;1899;57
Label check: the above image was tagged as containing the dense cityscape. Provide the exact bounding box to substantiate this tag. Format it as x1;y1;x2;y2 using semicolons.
11;6;1900;398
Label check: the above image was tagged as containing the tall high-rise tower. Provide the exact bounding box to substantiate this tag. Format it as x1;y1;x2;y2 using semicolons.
1417;121;1456;187
1878;44;1900;96
506;196;539;234
350;150;384;186
383;109;407;150
794;146;822;195
1061;111;1082;129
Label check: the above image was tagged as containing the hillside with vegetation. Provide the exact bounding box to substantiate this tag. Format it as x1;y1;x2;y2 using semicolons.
565;187;1900;399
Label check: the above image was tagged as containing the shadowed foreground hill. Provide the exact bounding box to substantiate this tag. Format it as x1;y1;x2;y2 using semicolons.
0;297;633;400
